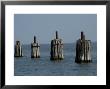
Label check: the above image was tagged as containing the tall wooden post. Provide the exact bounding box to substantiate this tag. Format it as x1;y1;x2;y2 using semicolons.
50;31;64;60
75;32;91;63
14;41;23;57
56;31;58;39
31;36;40;58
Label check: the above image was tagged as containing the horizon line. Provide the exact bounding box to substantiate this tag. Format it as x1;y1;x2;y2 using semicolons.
16;41;97;45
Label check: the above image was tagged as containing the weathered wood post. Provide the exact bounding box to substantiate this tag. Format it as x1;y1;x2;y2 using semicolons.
31;36;40;58
75;31;91;63
50;31;64;60
14;41;23;57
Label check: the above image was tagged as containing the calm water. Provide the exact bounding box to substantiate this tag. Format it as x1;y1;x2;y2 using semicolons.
14;42;97;76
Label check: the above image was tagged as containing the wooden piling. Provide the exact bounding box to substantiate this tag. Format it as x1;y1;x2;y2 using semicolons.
14;41;23;57
50;31;64;60
31;36;40;58
75;32;92;63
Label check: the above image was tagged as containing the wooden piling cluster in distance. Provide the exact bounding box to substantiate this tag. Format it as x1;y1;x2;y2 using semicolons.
14;31;92;63
31;36;40;58
50;31;64;60
14;41;23;57
75;32;92;63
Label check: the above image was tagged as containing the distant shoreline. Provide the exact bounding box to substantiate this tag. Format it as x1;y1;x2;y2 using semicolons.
20;41;97;45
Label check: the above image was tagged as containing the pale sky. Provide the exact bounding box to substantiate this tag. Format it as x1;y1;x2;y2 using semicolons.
14;14;97;44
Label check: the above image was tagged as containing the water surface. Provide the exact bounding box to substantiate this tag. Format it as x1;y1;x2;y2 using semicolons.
14;42;97;76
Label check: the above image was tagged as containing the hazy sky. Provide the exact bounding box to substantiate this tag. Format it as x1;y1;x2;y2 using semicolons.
14;14;97;44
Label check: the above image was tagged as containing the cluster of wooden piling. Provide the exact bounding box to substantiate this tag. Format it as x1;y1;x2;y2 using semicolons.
14;36;40;58
31;36;40;58
14;31;92;63
50;31;64;60
75;32;92;63
14;41;23;57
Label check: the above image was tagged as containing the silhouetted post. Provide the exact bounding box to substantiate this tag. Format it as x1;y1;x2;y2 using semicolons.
14;41;23;57
56;31;58;39
50;31;64;60
34;36;36;43
31;36;40;58
75;32;91;63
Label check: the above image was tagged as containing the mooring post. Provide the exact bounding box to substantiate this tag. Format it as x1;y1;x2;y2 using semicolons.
14;41;23;57
75;32;91;63
81;31;85;40
31;36;40;58
50;31;64;60
34;36;36;43
56;31;58;39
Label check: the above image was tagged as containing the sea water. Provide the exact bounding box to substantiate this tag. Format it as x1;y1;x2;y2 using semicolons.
14;42;97;76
